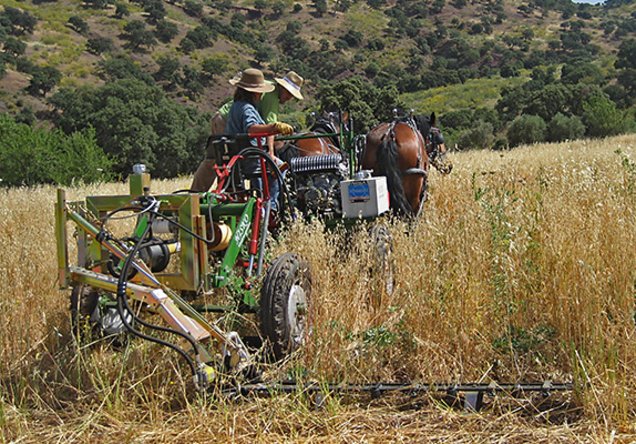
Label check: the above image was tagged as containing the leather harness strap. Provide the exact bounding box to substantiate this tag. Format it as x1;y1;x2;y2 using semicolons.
381;120;427;177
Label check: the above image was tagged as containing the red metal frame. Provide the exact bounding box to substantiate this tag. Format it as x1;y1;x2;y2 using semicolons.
211;132;276;200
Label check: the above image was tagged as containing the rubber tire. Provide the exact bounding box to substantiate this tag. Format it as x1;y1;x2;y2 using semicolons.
260;253;312;361
70;284;100;341
70;284;130;345
369;223;395;309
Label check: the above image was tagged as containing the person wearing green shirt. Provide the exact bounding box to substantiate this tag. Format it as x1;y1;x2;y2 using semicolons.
191;71;304;192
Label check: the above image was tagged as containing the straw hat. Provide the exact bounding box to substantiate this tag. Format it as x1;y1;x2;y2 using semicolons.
229;68;275;93
275;71;304;100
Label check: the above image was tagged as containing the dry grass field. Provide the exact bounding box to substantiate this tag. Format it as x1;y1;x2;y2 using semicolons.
1;134;635;443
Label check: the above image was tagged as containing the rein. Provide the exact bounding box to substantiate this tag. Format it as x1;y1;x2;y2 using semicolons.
280;130;339;160
425;127;452;174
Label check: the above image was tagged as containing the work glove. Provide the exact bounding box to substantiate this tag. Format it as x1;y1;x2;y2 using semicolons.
273;122;294;135
274;156;289;172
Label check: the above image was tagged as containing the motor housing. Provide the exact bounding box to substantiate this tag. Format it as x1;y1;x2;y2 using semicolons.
289;154;347;218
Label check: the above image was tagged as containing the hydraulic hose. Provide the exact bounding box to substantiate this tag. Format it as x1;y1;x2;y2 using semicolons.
228;147;292;221
115;201;199;378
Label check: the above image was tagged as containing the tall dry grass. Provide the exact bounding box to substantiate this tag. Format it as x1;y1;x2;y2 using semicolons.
1;135;635;442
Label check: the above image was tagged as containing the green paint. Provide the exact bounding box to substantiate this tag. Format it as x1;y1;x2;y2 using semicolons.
213;198;255;287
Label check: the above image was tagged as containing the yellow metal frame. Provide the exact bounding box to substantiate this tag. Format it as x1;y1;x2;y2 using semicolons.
54;174;250;373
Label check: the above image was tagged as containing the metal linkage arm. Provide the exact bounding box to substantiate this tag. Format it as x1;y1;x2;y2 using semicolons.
71;267;210;341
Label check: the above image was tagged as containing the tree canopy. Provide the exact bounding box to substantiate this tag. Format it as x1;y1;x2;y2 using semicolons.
50;79;209;178
317;77;403;132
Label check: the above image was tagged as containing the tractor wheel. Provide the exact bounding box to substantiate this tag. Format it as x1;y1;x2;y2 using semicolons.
70;284;130;344
369;223;395;309
260;253;312;361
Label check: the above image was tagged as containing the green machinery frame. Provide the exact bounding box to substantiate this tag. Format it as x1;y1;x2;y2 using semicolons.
54;118;360;385
55;171;263;379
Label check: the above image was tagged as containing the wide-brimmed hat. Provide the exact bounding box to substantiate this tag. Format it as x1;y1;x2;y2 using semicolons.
275;71;304;100
229;68;275;93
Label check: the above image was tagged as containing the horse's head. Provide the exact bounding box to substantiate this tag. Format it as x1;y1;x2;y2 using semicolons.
309;110;349;135
414;112;453;175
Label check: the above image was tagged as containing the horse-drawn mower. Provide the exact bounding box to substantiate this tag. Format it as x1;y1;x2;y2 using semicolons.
55;117;573;408
56;119;393;389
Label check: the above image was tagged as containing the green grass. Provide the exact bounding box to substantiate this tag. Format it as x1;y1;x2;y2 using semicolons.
401;76;528;115
344;3;388;39
35;34;85;67
65;60;93;79
165;5;200;27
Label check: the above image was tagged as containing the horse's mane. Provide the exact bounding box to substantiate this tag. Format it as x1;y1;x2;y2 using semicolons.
377;124;413;216
310;119;337;135
309;113;342;148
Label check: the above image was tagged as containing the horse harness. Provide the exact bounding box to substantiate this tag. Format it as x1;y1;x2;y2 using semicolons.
381;118;428;178
279;117;341;160
426;127;445;162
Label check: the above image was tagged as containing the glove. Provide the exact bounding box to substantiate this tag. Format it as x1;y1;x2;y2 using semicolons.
274;156;289;172
273;122;294;135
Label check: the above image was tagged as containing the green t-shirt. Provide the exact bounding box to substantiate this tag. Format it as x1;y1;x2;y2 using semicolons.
217;86;280;124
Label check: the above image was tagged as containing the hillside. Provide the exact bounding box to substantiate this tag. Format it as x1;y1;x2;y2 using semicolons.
0;0;633;111
0;0;635;179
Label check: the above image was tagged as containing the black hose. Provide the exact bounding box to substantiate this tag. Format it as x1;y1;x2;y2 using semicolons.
115;207;199;378
229;147;292;221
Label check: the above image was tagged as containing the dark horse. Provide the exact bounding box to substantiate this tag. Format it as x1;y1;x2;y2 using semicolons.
361;113;452;217
277;112;345;162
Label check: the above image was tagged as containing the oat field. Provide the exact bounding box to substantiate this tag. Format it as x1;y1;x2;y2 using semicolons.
1;135;635;443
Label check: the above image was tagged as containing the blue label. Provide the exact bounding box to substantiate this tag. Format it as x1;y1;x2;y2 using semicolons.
348;181;370;202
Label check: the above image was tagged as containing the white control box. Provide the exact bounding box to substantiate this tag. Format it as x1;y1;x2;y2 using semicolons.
340;176;390;218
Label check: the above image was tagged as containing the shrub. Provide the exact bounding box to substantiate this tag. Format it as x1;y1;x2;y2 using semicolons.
507;114;546;147
457;121;494;149
122;20;156;51
314;0;327;16
201;56;228;79
14;57;34;74
86;37;114;55
441;109;473;130
341;30;363;47
272;1;286;16
547;113;585;142
1;7;37;36
254;44;274;64
155;20;179;44
154;55;180;84
143;0;166;24
2;37;27;60
68;16;89;35
97;55;153;83
182;26;212;50
114;2;130;18
582;94;626;138
183;0;203;17
27;66;62;97
365;62;379;77
180;65;204;98
0;114;112;187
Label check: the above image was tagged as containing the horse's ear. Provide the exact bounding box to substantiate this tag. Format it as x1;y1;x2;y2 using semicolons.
430;112;436;126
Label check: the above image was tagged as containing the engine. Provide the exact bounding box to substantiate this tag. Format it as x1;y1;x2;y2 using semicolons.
288;154;347;218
